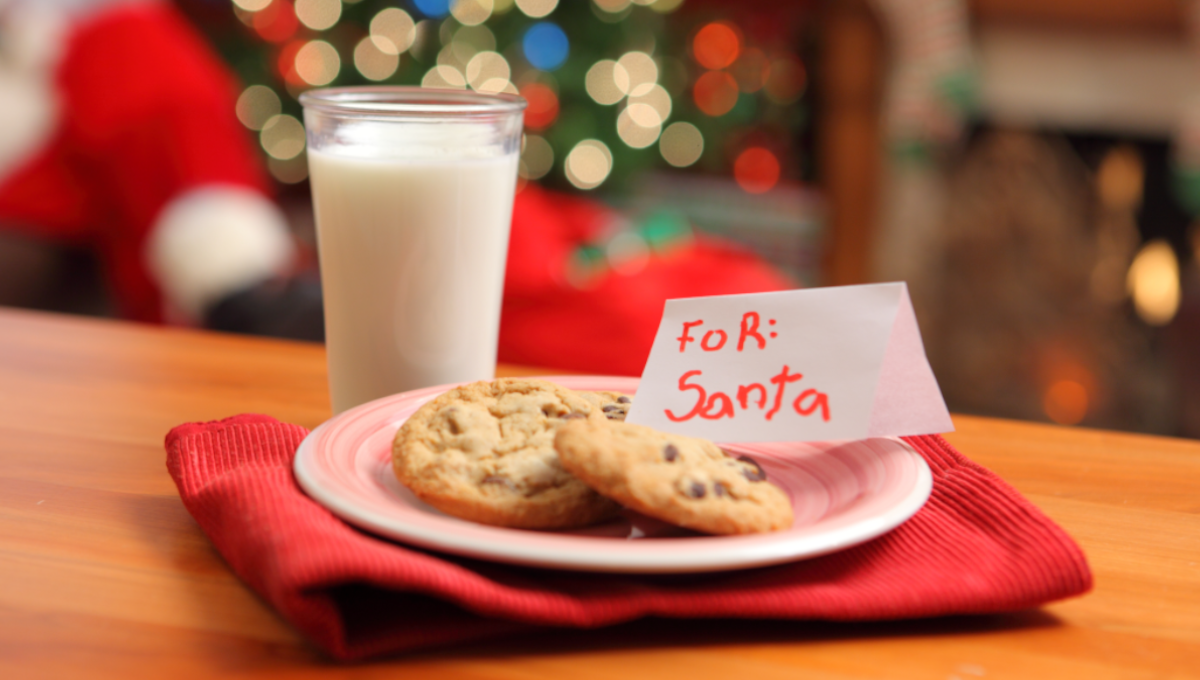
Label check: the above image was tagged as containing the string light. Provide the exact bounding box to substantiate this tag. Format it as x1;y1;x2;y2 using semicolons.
516;0;558;18
693;70;739;116
617;106;660;149
733;147;780;194
413;0;451;18
565;139;612;190
1128;239;1181;325
451;0;494;26
628;84;671;124
294;0;341;31
692;22;740;70
236;85;281;131
617;51;657;97
422;64;468;89
370;8;416;55
354;37;400;81
659;122;703;167
519;82;559;130
586;59;629;105
523;22;569;71
259;114;306;160
295;40;340;86
466;51;511;92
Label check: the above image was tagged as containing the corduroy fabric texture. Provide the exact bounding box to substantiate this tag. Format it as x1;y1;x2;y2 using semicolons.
165;414;1092;661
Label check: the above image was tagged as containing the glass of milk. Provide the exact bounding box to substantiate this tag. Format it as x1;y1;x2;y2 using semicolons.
300;87;525;414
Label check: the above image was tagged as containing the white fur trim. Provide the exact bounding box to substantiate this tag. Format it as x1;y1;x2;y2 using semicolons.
0;73;57;179
0;3;66;179
146;186;296;321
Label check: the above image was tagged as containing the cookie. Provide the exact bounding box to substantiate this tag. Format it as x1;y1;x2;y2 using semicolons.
578;390;633;421
555;420;793;534
393;378;621;529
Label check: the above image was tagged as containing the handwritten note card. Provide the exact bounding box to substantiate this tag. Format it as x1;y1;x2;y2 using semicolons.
625;283;953;443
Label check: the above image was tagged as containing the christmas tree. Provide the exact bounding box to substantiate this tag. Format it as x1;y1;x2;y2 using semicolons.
182;0;812;197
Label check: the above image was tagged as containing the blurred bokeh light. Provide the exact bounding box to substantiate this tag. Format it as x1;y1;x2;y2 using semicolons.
294;0;341;31
659;122;703;167
370;8;416;55
1128;239;1181;325
565;139;613;190
236;84;281;130
523;22;569;71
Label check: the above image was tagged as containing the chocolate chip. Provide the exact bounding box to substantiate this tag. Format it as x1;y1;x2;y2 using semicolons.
663;444;680;462
482;475;517;491
617;396;631;404
737;455;767;482
686;481;706;498
713;482;728;497
562;412;586;420
602;404;620;412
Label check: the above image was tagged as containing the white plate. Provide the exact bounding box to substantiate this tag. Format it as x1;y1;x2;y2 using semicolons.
294;376;933;573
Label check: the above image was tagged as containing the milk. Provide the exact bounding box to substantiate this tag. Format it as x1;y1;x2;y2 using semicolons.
308;148;519;413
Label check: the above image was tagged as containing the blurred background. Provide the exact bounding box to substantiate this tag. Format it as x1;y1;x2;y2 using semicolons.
1;0;1199;438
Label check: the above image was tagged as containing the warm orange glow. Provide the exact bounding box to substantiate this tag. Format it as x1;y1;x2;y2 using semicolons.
520;83;559;130
733;147;780;194
1128;239;1181;325
1043;380;1089;425
693;70;739;117
692;22;740;70
253;0;299;44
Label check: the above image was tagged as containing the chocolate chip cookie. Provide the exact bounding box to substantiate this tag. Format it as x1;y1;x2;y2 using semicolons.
555;419;793;534
578;390;633;421
392;378;621;529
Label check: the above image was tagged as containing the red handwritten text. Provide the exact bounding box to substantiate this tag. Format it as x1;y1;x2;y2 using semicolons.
677;312;777;353
664;365;831;423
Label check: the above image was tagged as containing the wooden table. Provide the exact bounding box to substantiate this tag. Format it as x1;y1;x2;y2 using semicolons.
1;307;1197;678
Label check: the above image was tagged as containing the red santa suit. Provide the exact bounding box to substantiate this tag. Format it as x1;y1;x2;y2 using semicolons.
0;0;294;324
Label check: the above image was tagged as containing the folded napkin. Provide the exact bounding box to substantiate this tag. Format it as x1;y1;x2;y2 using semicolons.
165;415;1091;660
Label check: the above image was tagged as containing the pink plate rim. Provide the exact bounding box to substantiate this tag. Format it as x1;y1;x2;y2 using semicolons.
293;376;933;573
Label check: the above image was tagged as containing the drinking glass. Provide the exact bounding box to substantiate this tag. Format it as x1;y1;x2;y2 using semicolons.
301;87;526;414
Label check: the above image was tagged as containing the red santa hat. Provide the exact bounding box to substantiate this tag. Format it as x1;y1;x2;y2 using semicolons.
0;0;293;323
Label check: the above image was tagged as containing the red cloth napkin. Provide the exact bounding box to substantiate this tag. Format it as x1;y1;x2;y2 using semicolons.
165;415;1091;661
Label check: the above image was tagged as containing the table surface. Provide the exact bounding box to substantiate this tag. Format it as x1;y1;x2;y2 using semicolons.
1;307;1197;678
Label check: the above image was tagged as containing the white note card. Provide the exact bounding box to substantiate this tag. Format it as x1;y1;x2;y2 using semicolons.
625;282;953;443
